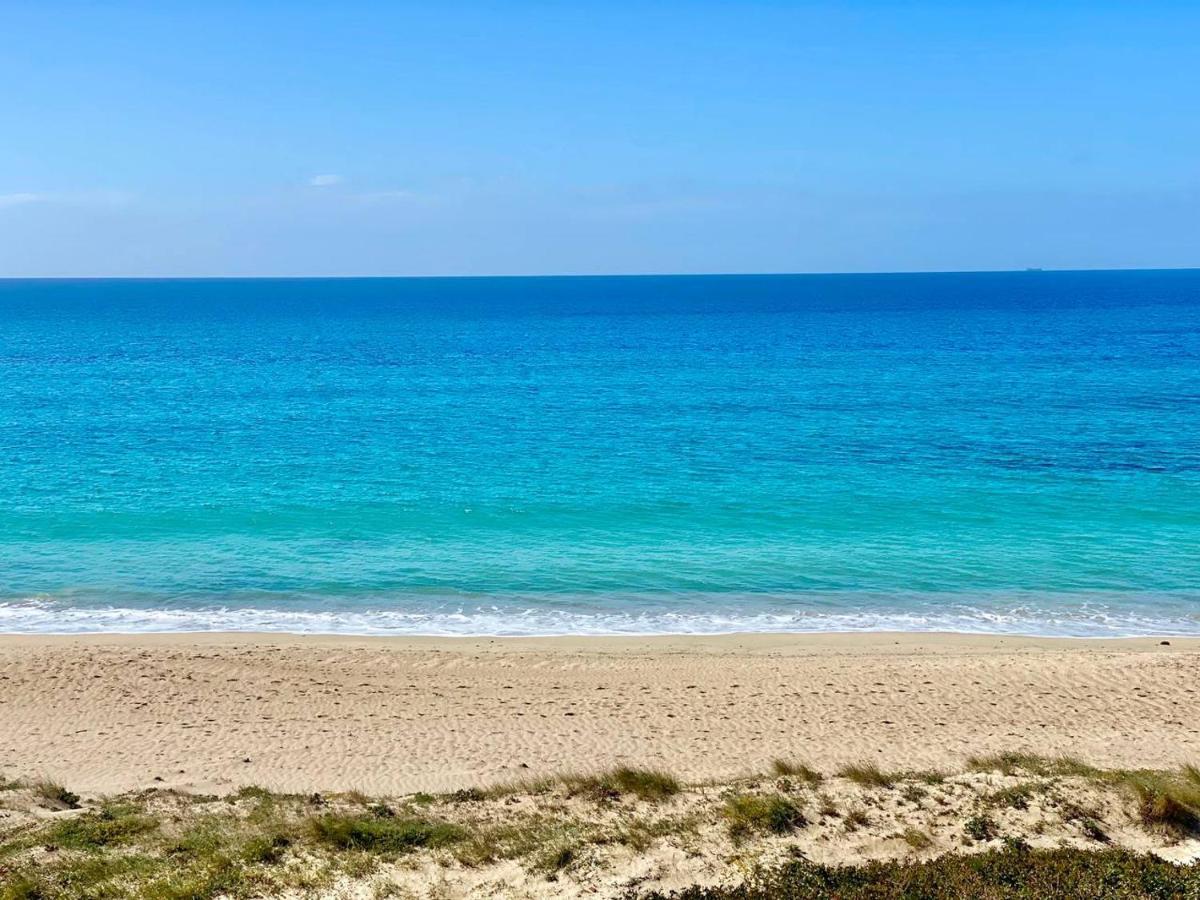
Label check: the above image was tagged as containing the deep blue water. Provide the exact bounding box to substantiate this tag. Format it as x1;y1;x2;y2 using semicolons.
2;271;1198;635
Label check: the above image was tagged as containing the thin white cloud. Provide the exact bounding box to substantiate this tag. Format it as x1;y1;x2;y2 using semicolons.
308;174;344;187
0;192;43;208
0;190;131;209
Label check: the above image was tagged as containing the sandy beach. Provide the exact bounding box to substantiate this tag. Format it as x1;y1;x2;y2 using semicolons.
1;631;1197;796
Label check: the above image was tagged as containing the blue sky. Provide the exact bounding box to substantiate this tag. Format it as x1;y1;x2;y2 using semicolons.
2;2;1197;276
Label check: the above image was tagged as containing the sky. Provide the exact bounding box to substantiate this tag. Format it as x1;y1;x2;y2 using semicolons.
2;2;1198;277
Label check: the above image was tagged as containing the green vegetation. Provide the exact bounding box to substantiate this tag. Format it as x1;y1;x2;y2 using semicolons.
842;808;870;832
966;753;1200;838
640;846;1200;899
308;812;466;853
899;827;933;850
2;755;1199;899
966;752;1102;780
983;782;1039;811
33;779;81;810
770;759;824;786
45;804;159;849
564;767;681;802
1078;817;1110;843
1128;775;1200;836
533;842;578;875
836;763;896;788
964;814;1000;842
723;794;807;840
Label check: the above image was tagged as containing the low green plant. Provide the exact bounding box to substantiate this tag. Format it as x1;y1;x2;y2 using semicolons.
724;794;807;840
308;813;465;853
45;804;158;849
637;846;1200;899
963;814;999;842
984;782;1038;810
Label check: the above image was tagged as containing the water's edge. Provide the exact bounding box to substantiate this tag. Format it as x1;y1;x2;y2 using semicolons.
3;593;1198;638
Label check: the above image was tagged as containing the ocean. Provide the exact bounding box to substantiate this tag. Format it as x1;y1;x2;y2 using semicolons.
1;271;1198;636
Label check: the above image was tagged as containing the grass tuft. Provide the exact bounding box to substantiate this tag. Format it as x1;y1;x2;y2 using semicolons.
770;760;823;786
983;782;1038;811
899;827;933;851
723;794;807;840
965;752;1100;779
565;767;681;802
1128;777;1200;836
534;843;578;875
842;808;870;833
836;763;895;788
33;780;81;810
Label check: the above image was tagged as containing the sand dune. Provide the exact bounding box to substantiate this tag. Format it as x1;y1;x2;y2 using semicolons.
1;632;1197;796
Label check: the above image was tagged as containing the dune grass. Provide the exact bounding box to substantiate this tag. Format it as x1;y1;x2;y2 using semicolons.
637;845;1200;899
898;826;933;851
836;763;897;788
563;767;682;802
3;755;1200;899
1126;775;1200;837
723;793;807;840
965;752;1102;780
32;779;81;810
770;759;824;786
308;812;466;853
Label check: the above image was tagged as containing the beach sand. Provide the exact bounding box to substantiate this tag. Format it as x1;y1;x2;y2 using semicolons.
1;632;1197;796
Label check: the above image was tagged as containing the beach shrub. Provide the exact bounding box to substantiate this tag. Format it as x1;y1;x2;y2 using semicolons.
964;814;1000;842
1078;817;1110;843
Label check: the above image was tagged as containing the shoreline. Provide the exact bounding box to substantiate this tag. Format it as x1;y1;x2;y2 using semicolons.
2;631;1197;797
2;628;1197;649
2;626;1198;642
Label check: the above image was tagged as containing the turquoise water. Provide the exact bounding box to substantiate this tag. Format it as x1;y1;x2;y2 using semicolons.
2;271;1198;635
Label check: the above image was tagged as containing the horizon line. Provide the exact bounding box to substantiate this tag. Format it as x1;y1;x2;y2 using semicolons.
1;265;1198;282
